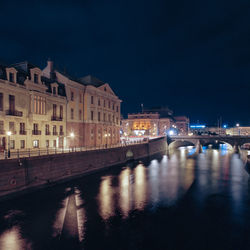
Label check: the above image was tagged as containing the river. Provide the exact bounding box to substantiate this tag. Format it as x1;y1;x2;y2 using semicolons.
0;145;250;250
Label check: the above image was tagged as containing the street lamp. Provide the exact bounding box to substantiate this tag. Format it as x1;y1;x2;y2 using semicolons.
236;123;240;135
6;131;11;158
69;132;75;150
104;133;108;148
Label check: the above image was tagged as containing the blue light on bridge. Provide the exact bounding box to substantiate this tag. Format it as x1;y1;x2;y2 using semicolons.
190;125;206;129
223;124;228;128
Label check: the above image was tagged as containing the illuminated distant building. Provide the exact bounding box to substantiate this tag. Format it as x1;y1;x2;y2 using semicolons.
122;108;189;137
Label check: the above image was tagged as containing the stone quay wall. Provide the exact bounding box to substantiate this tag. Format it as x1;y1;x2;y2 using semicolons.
0;137;167;200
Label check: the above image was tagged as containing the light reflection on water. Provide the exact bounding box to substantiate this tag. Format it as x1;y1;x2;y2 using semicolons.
0;145;249;250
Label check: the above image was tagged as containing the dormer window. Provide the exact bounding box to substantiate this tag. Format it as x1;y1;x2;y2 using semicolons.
9;72;14;82
51;83;58;96
6;68;17;84
34;73;38;83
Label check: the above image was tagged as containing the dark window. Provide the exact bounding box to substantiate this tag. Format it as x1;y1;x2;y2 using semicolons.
0;93;3;111
79;110;82;120
53;140;57;147
9;72;14;82
71;108;74;119
53;104;57;117
112;103;114;110
34;73;38;83
45;124;50;135
60;105;63;119
9;95;15;112
104;100;106;107
53;87;56;94
53;125;56;134
20;123;25;134
0;121;3;133
98;99;100;106
91;111;94;120
103;113;106;122
33;123;38;131
116;106;118;112
71;91;74;101
46;140;49;147
98;112;101;121
108;101;110;109
91;96;94;104
60;125;63;133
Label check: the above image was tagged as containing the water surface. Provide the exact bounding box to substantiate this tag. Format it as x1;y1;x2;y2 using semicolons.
0;146;250;250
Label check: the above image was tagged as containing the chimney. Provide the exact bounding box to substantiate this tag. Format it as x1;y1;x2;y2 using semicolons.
47;58;53;72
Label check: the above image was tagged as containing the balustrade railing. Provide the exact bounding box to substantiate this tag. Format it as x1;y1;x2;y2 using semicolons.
5;110;23;117
0;139;147;160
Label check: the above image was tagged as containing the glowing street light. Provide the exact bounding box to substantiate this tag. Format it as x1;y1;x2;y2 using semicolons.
236;123;240;127
6;131;12;158
70;132;75;138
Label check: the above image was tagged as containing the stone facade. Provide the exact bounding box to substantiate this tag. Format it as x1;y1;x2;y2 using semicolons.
122;113;189;137
0;62;67;151
226;127;250;136
43;60;121;147
122;112;172;137
0;59;121;151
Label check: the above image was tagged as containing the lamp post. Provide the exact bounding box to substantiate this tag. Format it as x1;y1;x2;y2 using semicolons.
104;133;108;148
6;131;11;158
236;123;240;135
70;132;75;151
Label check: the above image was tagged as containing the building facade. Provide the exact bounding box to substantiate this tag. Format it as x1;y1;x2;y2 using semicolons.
0;59;121;151
122;112;173;137
0;62;67;151
122;111;189;137
226;127;250;136
43;60;121;148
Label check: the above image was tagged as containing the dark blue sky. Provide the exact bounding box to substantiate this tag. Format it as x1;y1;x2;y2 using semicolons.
0;0;250;125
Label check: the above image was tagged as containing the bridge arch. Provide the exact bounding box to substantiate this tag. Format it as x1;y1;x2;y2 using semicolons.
168;140;195;150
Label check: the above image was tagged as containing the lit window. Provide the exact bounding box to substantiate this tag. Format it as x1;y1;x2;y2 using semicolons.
33;140;39;148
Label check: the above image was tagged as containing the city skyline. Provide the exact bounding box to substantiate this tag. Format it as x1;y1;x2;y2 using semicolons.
0;0;250;125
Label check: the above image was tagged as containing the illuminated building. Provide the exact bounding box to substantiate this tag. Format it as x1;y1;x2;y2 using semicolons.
0;59;121;151
0;61;67;151
43;59;121;147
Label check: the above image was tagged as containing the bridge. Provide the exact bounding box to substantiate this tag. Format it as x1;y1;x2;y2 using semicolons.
168;135;250;152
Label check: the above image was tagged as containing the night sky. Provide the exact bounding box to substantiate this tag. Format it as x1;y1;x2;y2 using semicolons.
0;0;250;125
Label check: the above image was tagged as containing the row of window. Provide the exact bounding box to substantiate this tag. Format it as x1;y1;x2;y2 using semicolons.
70;108;82;120
7;139;58;149
70;91;119;112
90;111;119;124
0;93;16;112
91;95;119;112
7;71;40;84
0;121;64;135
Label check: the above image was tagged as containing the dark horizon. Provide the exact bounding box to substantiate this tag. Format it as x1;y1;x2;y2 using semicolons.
1;0;250;125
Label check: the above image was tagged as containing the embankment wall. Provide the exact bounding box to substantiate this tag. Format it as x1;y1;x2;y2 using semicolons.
0;137;167;199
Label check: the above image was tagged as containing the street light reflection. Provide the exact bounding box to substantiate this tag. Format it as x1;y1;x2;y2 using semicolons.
98;176;114;220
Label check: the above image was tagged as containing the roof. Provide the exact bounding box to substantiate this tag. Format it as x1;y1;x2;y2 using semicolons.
0;64;7;80
78;75;106;87
41;76;66;97
10;61;38;72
